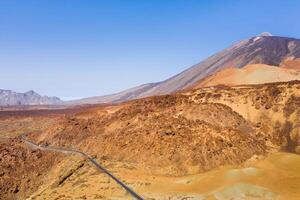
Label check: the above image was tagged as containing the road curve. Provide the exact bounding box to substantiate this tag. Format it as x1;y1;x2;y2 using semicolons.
20;134;144;200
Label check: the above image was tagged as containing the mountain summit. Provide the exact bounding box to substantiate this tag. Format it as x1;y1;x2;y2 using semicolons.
69;34;300;104
259;32;273;37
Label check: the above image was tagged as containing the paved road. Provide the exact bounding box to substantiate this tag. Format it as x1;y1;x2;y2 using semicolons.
20;134;144;200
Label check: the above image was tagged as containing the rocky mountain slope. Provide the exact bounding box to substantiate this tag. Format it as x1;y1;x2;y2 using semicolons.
0;90;62;106
67;83;158;105
1;81;300;199
0;138;60;200
191;64;300;88
69;33;300;104
32;81;300;176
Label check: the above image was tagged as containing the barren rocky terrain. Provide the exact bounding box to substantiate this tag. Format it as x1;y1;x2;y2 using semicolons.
36;96;266;176
1;81;300;199
0;138;61;200
36;81;300;167
2;3;300;199
191;64;300;88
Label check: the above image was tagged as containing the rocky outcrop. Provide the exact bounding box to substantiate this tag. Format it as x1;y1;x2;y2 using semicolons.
0;138;59;199
36;92;265;175
35;81;300;176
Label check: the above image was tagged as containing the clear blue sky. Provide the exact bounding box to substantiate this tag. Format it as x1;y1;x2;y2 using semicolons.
1;0;299;100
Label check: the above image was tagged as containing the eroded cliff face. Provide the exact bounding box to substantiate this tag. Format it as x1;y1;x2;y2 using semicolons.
32;81;300;176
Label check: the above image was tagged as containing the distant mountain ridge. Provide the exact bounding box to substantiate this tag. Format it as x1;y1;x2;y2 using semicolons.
0;89;62;106
68;33;300;104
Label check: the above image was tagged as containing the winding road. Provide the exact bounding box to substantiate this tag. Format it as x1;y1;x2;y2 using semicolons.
20;134;144;200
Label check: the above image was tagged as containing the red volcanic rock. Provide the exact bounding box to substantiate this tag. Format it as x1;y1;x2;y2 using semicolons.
0;138;60;199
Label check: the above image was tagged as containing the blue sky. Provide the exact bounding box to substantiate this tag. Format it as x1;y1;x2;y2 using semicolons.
0;0;300;100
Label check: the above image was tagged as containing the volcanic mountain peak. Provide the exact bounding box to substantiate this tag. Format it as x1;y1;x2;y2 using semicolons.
68;34;300;105
251;32;273;43
258;32;273;37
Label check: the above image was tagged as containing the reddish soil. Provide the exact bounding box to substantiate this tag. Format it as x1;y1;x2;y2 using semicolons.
0;138;61;200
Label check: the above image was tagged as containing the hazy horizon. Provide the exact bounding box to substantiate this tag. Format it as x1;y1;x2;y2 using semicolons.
1;0;300;100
